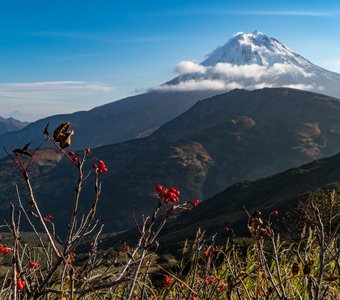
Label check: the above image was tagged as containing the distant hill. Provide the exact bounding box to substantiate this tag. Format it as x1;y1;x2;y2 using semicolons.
2;88;340;233
0;116;28;135
0;91;213;158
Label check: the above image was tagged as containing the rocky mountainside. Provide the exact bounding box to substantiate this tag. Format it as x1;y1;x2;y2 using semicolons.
2;88;340;232
157;151;340;250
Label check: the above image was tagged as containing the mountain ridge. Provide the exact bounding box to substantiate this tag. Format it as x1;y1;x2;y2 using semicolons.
2;88;340;232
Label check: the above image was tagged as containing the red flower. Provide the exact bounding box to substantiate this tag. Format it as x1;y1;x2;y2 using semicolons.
69;151;75;156
155;184;163;192
85;147;91;153
192;199;200;207
272;210;279;216
29;261;40;268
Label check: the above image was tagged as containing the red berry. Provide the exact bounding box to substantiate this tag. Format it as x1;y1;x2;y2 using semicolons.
265;231;272;238
220;283;226;291
155;184;163;192
72;156;78;163
272;210;279;216
224;226;230;233
192;199;200;207
1;248;10;254
92;163;98;169
69;151;75;156
204;276;211;286
47;214;54;220
191;297;197;300
85;147;91;153
90;242;94;248
29;261;39;268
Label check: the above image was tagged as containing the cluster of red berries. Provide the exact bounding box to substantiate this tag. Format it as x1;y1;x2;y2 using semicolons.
163;275;174;288
8;276;26;291
0;244;10;254
155;184;180;204
17;279;26;291
92;160;108;173
69;252;76;263
204;276;220;286
68;150;79;163
203;246;219;258
42;214;55;222
28;261;40;268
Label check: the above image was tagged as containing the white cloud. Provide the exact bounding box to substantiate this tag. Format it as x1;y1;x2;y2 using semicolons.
282;84;314;90
156;80;243;92
155;60;319;93
0;81;115;93
175;61;206;74
0;81;117;120
239;10;332;17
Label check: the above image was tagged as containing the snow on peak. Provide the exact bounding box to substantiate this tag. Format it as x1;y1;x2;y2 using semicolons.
202;31;310;69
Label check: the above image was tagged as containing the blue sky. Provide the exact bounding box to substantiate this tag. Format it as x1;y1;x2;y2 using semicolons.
1;0;340;121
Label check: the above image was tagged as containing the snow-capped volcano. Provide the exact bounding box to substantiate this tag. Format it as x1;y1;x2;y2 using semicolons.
159;31;340;98
202;31;311;68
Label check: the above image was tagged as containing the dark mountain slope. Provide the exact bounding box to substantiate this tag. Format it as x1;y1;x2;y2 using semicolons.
2;88;340;232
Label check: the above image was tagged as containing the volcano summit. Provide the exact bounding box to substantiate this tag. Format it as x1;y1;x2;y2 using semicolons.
163;31;340;98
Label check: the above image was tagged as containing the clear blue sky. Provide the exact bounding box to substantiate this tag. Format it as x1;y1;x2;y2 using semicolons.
1;0;340;121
